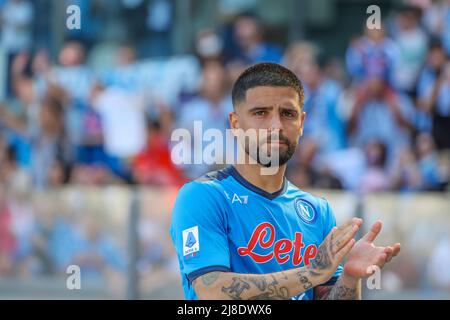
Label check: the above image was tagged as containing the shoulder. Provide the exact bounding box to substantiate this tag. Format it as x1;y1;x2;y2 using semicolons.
285;181;333;215
175;168;231;204
172;169;233;229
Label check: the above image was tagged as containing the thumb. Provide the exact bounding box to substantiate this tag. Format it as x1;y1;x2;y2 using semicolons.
363;220;382;242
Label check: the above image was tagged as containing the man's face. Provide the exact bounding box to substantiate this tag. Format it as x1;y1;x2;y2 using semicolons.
230;86;306;167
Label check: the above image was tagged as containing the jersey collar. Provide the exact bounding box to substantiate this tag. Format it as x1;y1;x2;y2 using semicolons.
223;165;288;200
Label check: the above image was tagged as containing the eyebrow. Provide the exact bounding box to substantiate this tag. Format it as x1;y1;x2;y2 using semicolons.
279;105;298;111
248;105;299;111
247;106;274;113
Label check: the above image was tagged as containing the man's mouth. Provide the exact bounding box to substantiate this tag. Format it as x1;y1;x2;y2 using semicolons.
267;140;287;146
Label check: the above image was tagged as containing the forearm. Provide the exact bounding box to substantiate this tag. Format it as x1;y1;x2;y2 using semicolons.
193;266;324;300
321;274;361;300
193;218;362;300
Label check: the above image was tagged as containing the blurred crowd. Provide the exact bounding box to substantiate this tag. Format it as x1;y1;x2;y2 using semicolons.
0;0;450;288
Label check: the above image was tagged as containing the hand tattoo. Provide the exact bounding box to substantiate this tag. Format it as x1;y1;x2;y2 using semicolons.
311;237;333;271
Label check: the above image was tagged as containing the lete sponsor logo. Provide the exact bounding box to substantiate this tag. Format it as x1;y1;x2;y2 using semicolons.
237;222;318;266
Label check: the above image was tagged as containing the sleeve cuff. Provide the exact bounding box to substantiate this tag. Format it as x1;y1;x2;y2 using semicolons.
187;265;231;284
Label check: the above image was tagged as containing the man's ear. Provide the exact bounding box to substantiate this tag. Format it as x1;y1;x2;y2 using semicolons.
299;111;306;137
229;111;239;131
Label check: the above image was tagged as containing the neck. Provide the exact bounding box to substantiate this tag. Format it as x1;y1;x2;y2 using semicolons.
234;163;286;193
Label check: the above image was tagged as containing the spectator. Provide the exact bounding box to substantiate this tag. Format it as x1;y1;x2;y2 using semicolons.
346;24;399;87
390;5;428;94
0;0;33;97
416;132;444;190
49;41;95;102
176;60;233;179
391;147;423;191
417;55;450;150
0;140;30;193
359;140;391;193
0;0;33;54
72;216;125;279
90;84;147;180
195;28;224;62
287;137;343;190
30;97;69;189
348;76;415;165
101;44;142;91
132;119;185;186
422;0;449;40
284;41;347;158
227;13;283;64
417;40;448;132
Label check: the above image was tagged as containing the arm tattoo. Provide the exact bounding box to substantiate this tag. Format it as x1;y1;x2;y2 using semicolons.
248;275;289;300
221;277;251;300
324;283;357;300
296;270;313;290
221;274;290;300
201;271;221;286
247;276;267;291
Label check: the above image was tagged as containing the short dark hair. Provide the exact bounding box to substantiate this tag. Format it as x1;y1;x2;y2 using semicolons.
231;62;305;109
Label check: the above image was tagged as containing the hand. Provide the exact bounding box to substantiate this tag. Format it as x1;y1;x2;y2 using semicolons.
343;220;401;279
308;218;363;285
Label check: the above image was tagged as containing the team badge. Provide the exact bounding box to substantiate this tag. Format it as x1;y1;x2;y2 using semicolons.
294;199;317;224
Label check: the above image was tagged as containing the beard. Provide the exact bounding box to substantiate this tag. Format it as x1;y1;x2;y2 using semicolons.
244;132;297;167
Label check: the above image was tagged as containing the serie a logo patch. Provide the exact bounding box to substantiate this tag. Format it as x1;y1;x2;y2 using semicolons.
182;226;199;257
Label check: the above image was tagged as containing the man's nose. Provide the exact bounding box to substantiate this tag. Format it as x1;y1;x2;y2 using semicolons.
269;114;283;131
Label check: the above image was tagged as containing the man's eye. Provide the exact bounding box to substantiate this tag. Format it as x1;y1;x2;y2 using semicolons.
254;110;267;116
282;110;296;118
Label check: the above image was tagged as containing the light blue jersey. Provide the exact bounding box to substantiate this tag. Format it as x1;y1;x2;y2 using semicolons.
170;165;342;300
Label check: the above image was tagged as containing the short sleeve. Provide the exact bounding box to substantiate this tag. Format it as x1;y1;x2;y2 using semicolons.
170;181;230;286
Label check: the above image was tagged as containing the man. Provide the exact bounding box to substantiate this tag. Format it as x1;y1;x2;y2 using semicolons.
170;62;401;300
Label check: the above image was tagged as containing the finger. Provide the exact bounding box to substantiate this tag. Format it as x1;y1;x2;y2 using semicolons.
353;217;363;228
332;223;354;243
337;218;363;231
335;218;357;233
334;238;356;262
392;243;401;257
333;218;362;242
325;227;338;241
385;243;401;262
335;220;361;238
332;224;360;252
376;253;387;268
384;247;394;262
335;221;352;233
363;220;383;242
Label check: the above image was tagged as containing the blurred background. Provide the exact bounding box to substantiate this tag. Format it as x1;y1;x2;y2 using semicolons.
0;0;449;299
